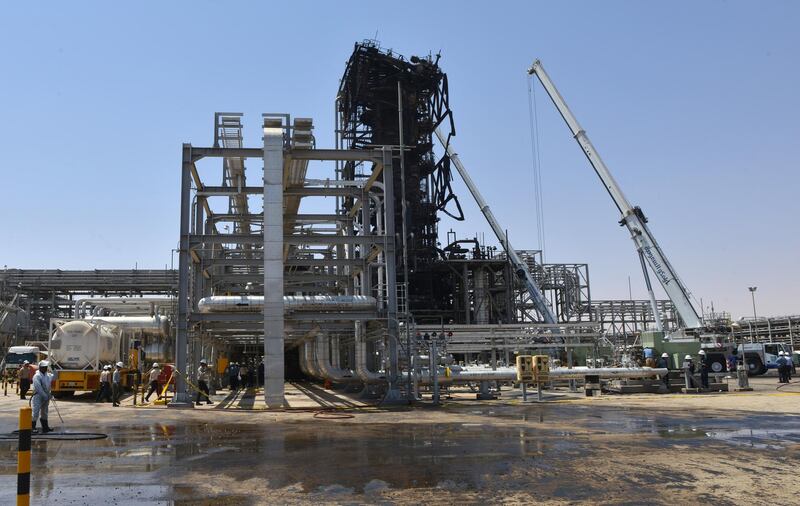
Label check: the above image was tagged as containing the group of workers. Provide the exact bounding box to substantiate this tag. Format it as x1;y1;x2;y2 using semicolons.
680;350;711;389
226;359;264;390
142;360;214;406
650;349;723;391
95;362;124;406
777;351;793;383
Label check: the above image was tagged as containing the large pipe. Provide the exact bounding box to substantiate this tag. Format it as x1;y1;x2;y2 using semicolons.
301;342;323;380
198;295;377;313
83;315;169;337
314;333;357;382
414;365;667;385
355;321;385;383
75;297;173;318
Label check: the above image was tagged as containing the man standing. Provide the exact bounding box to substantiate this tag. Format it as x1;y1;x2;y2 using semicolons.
777;351;788;384
196;359;213;406
656;352;671;389
112;362;123;407
239;363;249;388
228;362;239;391
727;350;738;376
683;354;698;389
31;360;54;433
144;363;162;402
96;365;112;402
18;360;33;400
698;350;710;390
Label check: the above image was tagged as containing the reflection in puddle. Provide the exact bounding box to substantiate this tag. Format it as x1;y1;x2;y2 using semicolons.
706;428;800;449
1;407;799;503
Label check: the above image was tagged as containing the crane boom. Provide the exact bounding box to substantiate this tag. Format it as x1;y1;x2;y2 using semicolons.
527;59;702;330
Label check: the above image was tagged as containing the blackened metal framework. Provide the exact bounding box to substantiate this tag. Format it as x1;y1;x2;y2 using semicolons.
338;41;464;317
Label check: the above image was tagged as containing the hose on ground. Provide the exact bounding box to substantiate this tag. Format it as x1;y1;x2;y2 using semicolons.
0;431;108;441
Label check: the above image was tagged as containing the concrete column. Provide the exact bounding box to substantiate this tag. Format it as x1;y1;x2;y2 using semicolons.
170;144;193;407
263;119;285;408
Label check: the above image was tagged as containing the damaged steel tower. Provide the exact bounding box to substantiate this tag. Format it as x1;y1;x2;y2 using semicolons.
338;41;464;320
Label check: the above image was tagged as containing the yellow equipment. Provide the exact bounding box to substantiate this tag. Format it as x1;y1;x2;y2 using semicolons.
516;355;534;382
516;355;550;384
217;357;229;375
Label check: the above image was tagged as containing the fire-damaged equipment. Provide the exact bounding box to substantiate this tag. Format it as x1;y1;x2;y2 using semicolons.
338;41;465;320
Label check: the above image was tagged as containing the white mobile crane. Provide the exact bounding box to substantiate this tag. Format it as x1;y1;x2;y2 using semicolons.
527;60;703;331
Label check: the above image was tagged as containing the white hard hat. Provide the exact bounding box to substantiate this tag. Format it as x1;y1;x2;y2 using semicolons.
23;360;29;365
38;360;49;368
116;362;123;367
661;353;669;358
684;355;692;360
103;365;109;370
200;359;207;364
778;351;785;356
698;350;706;355
153;363;160;368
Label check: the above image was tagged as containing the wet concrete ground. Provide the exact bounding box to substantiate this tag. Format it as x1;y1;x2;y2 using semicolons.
1;378;799;504
1;401;800;504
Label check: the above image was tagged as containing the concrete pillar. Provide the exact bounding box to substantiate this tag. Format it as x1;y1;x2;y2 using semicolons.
170;144;193;407
263;119;285;408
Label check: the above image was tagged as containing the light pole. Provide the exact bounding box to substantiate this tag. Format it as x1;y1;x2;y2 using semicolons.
748;286;758;342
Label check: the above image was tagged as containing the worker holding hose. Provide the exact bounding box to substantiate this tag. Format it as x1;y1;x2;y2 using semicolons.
31;360;54;433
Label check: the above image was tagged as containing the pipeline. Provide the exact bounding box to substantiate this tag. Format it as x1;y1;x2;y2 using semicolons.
82;315;169;337
355;322;385;383
314;333;358;382
198;295;377;313
413;365;667;385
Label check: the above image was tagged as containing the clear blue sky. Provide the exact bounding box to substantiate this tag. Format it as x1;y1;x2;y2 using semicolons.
1;1;798;319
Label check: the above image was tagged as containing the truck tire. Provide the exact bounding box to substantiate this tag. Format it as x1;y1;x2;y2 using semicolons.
746;357;765;376
707;352;726;373
53;391;75;399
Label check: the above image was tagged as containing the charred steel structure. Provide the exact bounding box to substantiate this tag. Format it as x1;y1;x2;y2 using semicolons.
338;42;464;322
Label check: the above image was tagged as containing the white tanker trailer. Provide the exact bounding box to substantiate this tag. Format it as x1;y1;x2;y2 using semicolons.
48;316;170;396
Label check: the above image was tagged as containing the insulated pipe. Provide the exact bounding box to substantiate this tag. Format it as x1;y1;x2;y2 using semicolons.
314;333;357;382
301;342;323;380
298;343;313;378
75;298;173;318
413;366;667;385
305;343;324;380
197;295;377;313
83;315;170;337
355;321;385;383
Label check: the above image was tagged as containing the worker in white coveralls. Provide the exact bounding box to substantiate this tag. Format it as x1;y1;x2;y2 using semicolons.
31;360;54;433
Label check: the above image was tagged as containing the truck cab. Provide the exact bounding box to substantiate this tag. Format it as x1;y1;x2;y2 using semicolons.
739;342;792;375
2;345;42;375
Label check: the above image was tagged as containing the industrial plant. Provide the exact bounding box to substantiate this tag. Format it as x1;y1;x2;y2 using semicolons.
1;33;797;505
